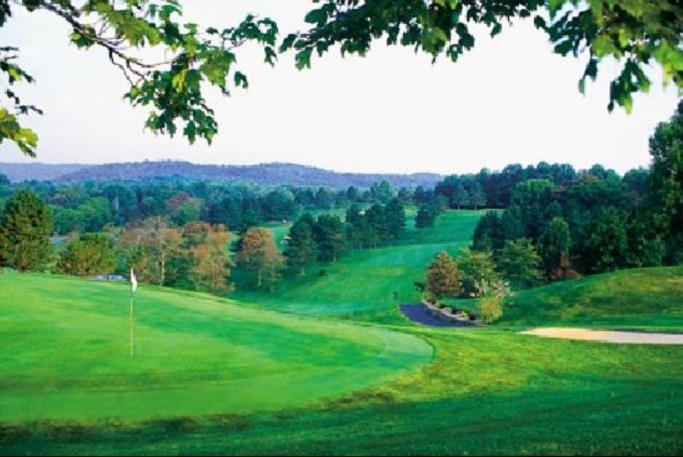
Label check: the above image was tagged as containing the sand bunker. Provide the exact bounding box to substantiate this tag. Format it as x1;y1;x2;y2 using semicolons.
521;327;683;345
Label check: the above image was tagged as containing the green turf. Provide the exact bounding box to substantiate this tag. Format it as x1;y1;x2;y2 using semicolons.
232;210;485;323
1;209;682;455
0;272;431;423
2;326;680;455
497;266;683;331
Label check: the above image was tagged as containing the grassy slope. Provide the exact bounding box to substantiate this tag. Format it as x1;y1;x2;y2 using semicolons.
1;210;682;455
232;210;484;323
499;266;683;331
0;272;431;422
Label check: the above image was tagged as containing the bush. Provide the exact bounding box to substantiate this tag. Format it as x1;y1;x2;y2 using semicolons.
478;295;504;324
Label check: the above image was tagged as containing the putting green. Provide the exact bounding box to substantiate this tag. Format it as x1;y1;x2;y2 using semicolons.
0;273;432;423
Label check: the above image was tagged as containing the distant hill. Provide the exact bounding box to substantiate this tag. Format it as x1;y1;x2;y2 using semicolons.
0;161;442;189
0;163;85;182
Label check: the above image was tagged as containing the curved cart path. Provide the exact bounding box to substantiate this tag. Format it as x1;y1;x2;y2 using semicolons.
521;327;683;345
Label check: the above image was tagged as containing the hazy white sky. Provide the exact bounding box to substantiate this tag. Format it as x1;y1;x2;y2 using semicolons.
0;1;679;174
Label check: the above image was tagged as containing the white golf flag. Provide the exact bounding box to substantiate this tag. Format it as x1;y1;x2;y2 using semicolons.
130;269;138;292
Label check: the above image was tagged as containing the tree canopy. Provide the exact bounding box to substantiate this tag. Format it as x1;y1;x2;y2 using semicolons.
2;0;681;156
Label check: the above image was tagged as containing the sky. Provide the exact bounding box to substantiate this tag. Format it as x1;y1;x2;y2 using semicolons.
0;1;679;175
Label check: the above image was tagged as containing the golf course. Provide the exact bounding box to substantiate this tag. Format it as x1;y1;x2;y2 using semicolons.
0;210;681;455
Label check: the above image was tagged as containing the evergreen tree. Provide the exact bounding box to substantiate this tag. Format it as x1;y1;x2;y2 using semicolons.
0;189;53;271
384;198;406;240
313;215;346;262
365;204;389;245
415;204;437;229
472;211;503;251
284;216;317;275
425;251;462;299
583;207;628;272
649;100;683;263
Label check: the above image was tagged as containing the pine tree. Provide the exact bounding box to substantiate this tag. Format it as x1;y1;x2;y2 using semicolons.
313;215;346;262
0;189;53;271
284;216;317;275
425;251;462;299
415;204;436;229
384;198;406;240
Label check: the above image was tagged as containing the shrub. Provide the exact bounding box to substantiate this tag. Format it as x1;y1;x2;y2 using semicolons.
475;279;511;324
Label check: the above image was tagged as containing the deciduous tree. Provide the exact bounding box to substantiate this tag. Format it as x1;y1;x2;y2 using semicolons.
237;226;283;289
425;251;462;299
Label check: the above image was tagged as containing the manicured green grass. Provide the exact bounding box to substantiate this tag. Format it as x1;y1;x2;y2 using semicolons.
498;266;683;331
0;272;431;423
2;209;682;455
232;210;485;323
2;325;680;455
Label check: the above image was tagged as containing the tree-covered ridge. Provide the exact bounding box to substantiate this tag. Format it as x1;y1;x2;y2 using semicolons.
0;161;442;189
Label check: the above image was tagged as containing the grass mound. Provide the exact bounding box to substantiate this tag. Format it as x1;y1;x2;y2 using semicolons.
499;266;683;331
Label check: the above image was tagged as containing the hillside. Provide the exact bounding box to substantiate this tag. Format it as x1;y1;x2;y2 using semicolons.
499;266;683;331
0;163;85;182
233;210;485;323
0;161;443;188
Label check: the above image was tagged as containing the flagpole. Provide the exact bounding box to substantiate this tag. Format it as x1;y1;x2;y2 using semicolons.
129;286;134;358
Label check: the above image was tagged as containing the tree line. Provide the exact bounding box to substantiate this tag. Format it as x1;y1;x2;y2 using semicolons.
0;187;411;294
0;177;414;236
428;102;682;309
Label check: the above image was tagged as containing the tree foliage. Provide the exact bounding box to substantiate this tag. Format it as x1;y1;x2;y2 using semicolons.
425;250;462;299
496;239;542;288
236;226;283;289
284;0;682;113
284;215;317;275
1;0;278;154
58;232;116;276
0;189;52;271
2;1;680;156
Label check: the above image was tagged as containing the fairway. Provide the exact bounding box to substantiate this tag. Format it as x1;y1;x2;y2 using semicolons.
233;210;485;323
0;273;432;422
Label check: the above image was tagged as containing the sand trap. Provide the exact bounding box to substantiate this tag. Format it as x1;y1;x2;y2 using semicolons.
521;327;683;345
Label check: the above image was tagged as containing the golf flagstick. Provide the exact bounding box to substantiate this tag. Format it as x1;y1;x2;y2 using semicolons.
129;269;138;358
